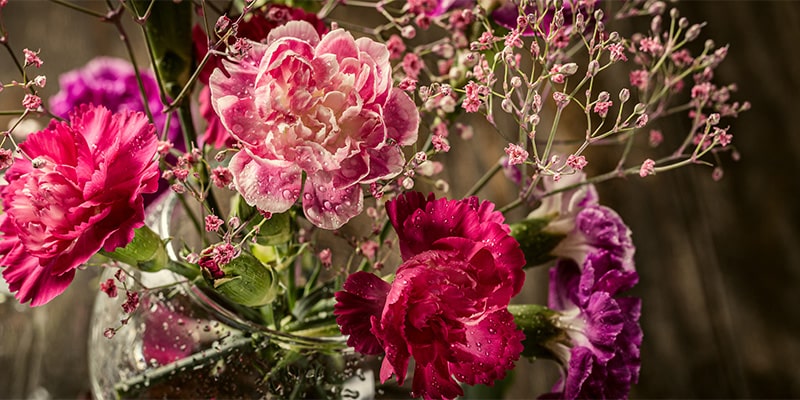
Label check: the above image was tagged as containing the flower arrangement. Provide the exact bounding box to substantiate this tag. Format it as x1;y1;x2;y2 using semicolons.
0;0;747;398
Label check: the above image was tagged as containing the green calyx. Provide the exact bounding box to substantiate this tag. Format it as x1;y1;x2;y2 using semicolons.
508;304;564;360
213;252;279;308
508;217;566;268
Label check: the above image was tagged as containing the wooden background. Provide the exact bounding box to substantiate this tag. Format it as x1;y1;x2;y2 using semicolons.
1;1;799;398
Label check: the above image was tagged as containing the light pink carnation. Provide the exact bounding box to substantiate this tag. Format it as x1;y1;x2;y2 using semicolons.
210;21;419;229
335;192;526;399
0;104;159;306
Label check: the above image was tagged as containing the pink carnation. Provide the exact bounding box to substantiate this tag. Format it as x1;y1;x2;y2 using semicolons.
210;21;419;229
0;105;159;306
335;192;526;399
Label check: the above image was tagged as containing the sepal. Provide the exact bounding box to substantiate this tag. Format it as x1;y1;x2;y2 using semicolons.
508;304;564;360
508;217;566;268
212;252;279;307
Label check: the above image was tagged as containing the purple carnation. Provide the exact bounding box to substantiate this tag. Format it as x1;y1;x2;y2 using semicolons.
492;0;599;37
545;256;642;399
50;57;180;140
552;205;635;273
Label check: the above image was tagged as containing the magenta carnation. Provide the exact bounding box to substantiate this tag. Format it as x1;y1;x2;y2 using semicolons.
209;20;419;229
0;105;160;306
335;192;526;399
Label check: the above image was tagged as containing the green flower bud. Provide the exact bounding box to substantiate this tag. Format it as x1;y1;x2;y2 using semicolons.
103;225;168;273
508;217;566;268
213;252;279;307
508;304;564;360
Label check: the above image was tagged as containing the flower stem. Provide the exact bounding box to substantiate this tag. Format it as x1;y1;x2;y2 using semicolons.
113;334;256;397
464;160;502;197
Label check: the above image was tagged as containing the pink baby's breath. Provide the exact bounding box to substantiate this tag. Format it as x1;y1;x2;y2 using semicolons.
23;48;43;68
504;143;529;166
639;159;656;177
205;215;224;232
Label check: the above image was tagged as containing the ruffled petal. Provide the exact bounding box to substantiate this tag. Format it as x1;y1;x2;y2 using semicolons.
301;174;363;230
334;271;391;355
383;88;419;146
229;150;302;214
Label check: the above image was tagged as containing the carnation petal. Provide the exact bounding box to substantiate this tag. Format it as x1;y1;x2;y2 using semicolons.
230;150;302;214
302;174;363;230
0;238;75;307
334;271;391;355
384;88;420;146
267;20;320;46
315;28;359;62
449;310;525;386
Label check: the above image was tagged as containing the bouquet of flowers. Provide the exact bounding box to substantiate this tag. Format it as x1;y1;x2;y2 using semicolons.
0;0;747;398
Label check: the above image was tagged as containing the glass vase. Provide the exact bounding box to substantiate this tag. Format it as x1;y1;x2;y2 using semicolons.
88;193;375;399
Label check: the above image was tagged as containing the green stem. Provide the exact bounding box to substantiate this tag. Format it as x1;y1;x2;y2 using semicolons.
114;334;256;397
464;160;502;197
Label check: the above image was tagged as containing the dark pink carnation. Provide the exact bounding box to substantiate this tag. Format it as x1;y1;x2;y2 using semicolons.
335;192;526;399
0;105;159;306
210;21;419;229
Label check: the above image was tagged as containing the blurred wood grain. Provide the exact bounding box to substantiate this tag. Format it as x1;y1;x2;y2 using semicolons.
1;1;799;398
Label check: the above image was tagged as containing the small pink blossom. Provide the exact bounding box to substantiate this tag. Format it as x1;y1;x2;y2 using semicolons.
210;21;419;230
553;91;570;109
635;113;649;128
639;159;656;177
22;94;42;111
172;167;189;181
100;278;118;298
715;127;732;147
205;215;224;232
0;105;159;306
211;166;233;189
318;248;332;267
122;290;140;314
593;100;613;118
402;52;423;80
649;130;663;147
0;148;14;169
608;42;627;62
23;48;43;68
504;143;529;166
638;36;663;55
386;34;406;60
567;154;588;170
671;49;693;67
359;240;379;261
629;69;649;90
462;81;483;113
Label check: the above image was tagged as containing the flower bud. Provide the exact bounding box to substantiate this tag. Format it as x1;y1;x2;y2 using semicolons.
586;60;600;77
508;304;561;359
685;24;703;42
619;88;630;102
633;103;647;114
508;217;566;267
213;252;279;307
560;62;579;75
